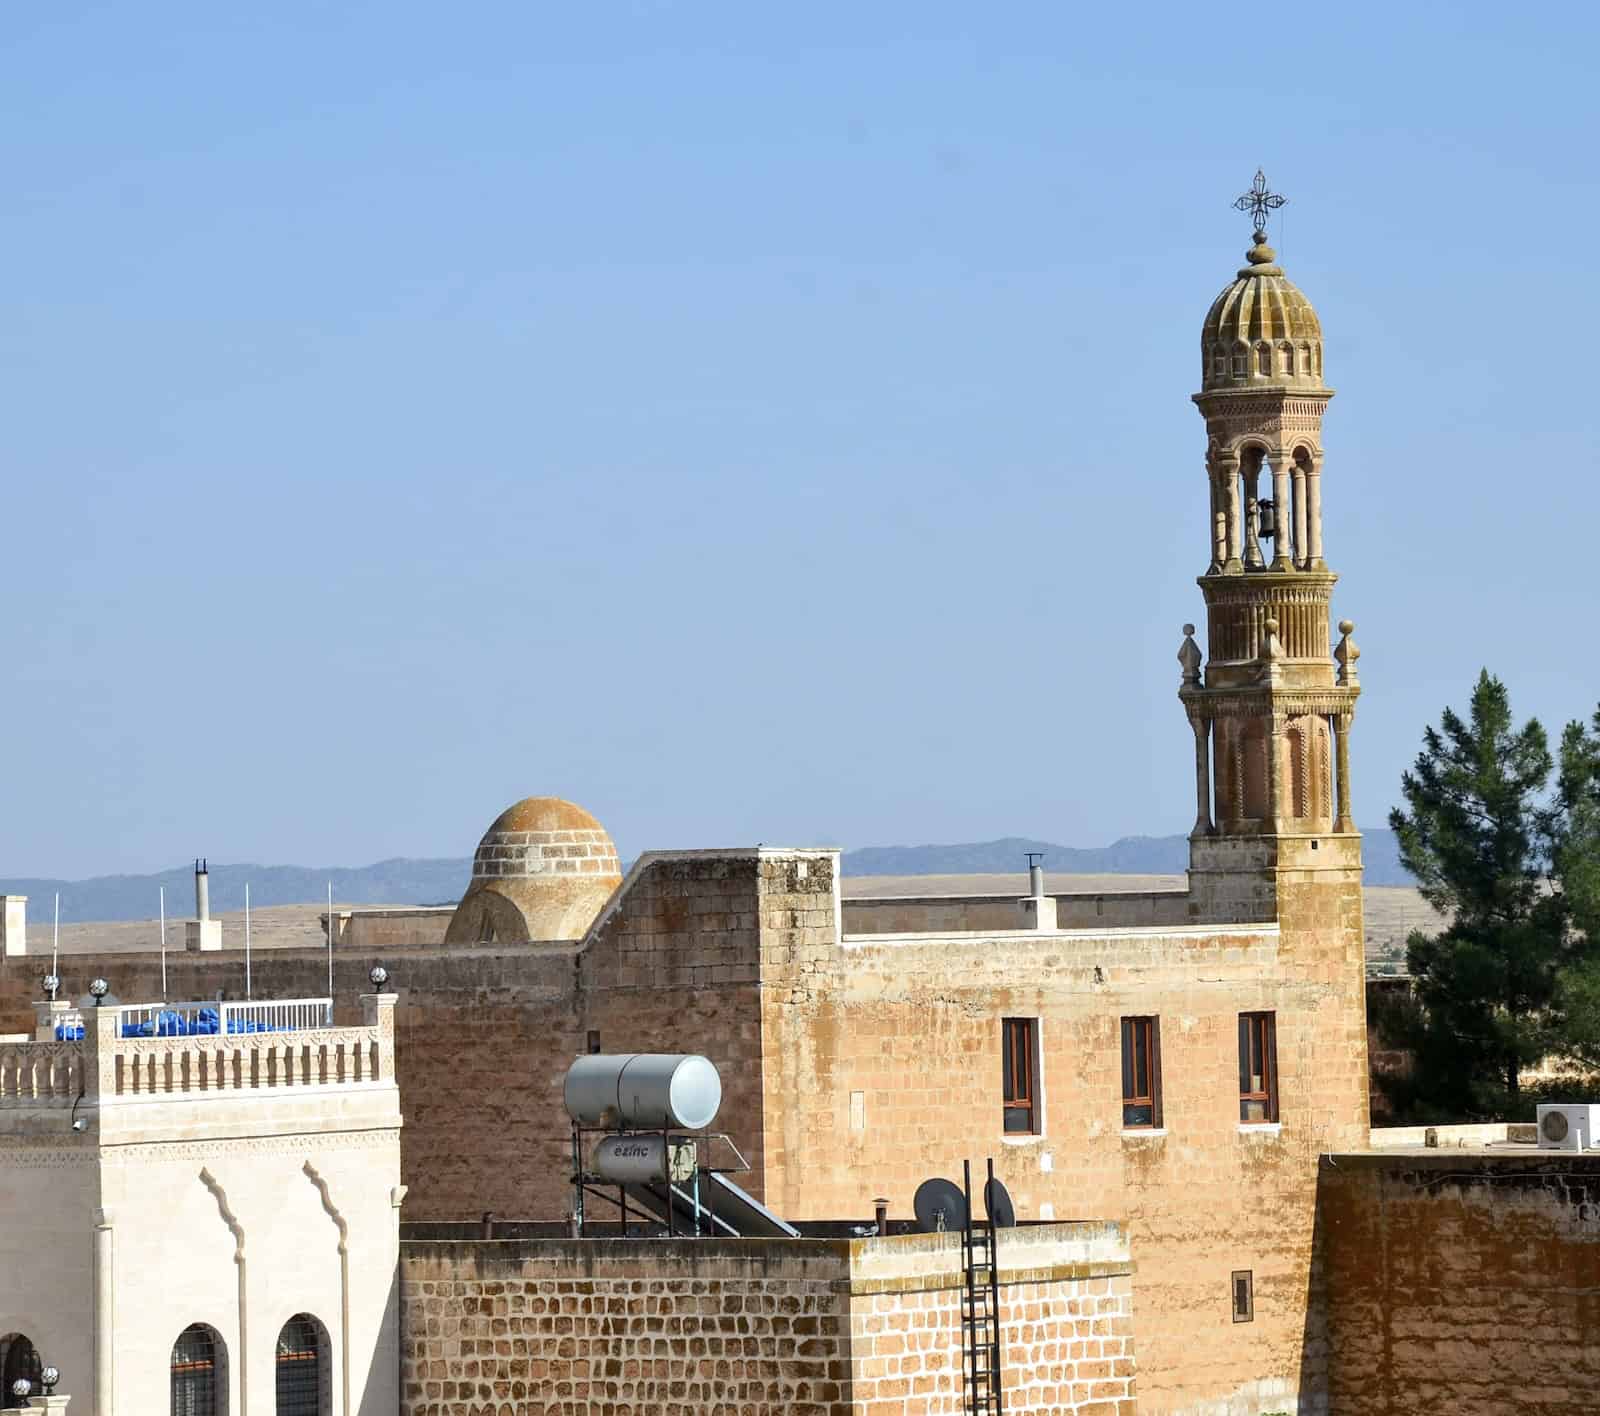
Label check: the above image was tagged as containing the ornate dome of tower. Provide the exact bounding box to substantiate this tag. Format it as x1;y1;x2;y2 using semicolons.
1200;232;1325;393
444;796;623;945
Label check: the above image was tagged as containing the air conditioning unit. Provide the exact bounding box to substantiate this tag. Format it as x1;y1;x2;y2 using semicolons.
1536;1104;1600;1151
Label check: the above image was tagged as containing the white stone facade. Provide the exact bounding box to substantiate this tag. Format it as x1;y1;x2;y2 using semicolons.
0;994;402;1414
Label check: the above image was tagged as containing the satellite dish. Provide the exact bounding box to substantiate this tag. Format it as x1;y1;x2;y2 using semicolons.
913;1177;968;1234
984;1176;1017;1228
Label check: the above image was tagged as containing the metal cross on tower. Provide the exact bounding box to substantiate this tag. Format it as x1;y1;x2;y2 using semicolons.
1233;169;1286;237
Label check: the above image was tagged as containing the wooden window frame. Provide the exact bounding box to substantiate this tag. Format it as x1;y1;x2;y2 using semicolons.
1238;1011;1279;1124
1120;1016;1162;1130
1232;1269;1255;1322
1002;1017;1039;1135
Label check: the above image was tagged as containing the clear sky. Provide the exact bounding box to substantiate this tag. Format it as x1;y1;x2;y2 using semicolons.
6;3;1599;878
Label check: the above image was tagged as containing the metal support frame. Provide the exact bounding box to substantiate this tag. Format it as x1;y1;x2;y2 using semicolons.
569;1124;752;1238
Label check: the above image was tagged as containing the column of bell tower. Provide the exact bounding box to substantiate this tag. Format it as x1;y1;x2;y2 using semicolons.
1178;186;1362;920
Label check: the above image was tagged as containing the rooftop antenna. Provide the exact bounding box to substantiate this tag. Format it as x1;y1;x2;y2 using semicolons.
51;891;60;980
244;881;253;999
326;880;335;1023
159;884;168;1001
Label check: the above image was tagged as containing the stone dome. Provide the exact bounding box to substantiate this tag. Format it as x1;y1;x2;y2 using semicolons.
444;796;623;945
1200;233;1325;393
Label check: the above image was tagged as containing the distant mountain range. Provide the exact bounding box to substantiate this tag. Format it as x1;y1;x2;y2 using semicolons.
841;829;1410;885
0;828;1410;924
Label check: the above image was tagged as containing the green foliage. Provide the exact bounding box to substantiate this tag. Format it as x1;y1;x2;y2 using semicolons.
1380;671;1600;1121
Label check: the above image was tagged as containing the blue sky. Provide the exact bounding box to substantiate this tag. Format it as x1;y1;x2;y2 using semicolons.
5;3;1598;877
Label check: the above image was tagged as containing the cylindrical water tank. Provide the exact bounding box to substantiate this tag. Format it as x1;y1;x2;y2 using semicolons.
591;1134;697;1185
1028;863;1044;900
563;1053;722;1131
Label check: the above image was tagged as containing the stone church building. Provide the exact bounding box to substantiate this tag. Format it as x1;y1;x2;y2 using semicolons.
2;188;1593;1416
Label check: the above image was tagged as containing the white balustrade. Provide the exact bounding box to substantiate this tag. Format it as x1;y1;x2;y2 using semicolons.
3;994;389;1106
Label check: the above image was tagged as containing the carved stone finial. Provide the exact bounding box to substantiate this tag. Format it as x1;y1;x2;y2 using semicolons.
1258;615;1286;685
1178;624;1202;686
1335;618;1360;686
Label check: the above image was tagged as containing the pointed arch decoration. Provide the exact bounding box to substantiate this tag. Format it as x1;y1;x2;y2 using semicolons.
302;1161;351;1416
198;1169;247;1416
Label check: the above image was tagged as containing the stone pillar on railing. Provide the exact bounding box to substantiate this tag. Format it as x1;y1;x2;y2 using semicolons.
1;896;26;956
83;1006;121;1103
29;1393;72;1411
360;994;397;1081
34;1001;75;1042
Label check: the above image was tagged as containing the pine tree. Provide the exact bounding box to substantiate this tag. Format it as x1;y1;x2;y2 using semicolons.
1552;708;1600;1064
1381;671;1566;1118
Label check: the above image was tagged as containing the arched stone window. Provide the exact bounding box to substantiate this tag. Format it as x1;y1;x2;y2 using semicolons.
1210;344;1226;378
1280;342;1295;375
1231;342;1248;378
275;1314;331;1416
0;1335;42;1410
1255;343;1271;375
172;1323;228;1416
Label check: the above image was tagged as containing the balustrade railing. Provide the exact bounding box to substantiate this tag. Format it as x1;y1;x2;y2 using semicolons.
0;1039;84;1103
111;1025;382;1097
4;995;391;1107
50;997;332;1040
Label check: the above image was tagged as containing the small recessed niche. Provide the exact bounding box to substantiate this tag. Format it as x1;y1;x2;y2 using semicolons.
586;1030;602;1054
1232;1269;1254;1323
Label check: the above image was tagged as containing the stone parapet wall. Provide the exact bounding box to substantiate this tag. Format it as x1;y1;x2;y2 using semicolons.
842;890;1191;936
398;1223;1133;1415
1321;1151;1600;1415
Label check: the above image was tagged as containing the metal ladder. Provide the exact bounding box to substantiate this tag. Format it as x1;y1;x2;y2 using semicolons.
960;1158;1005;1414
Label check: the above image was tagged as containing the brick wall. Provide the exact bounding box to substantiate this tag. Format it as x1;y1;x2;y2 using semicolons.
1321;1151;1600;1415
397;1223;1133;1415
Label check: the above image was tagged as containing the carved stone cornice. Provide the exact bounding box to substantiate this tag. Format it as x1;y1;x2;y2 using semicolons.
1199;571;1338;600
1179;684;1360;718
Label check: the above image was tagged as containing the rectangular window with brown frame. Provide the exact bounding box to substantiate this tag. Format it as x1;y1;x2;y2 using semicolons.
1120;1016;1162;1129
1002;1017;1039;1134
1238;1011;1279;1123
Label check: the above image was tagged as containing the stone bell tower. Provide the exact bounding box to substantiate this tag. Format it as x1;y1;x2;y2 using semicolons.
1178;174;1363;921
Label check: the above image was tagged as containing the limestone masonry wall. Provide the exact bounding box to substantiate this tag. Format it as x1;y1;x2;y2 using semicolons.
842;890;1192;936
398;1223;1134;1415
1321;1152;1600;1416
760;854;1367;1416
0;852;776;1221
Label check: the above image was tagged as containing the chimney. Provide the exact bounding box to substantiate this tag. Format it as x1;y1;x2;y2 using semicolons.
185;857;222;953
1017;852;1057;931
